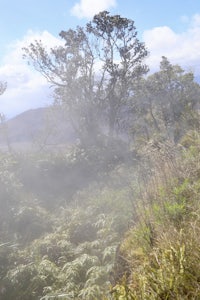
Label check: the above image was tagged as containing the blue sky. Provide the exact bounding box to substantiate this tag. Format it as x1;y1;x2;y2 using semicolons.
0;0;200;117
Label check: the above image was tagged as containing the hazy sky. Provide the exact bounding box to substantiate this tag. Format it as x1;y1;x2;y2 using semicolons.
1;0;200;118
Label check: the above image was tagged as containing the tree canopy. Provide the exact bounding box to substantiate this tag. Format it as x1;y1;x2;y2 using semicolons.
130;56;200;142
23;11;148;145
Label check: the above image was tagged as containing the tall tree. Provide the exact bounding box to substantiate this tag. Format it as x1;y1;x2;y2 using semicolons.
23;11;148;146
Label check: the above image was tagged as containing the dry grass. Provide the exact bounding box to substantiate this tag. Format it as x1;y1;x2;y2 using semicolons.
112;132;200;299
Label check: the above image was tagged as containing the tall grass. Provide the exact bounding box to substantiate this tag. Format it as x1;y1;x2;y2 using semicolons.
112;132;200;299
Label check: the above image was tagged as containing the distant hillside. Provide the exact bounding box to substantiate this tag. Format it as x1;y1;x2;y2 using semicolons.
0;107;77;150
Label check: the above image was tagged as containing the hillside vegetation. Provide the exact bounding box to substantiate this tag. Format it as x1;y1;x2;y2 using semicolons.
111;132;200;299
0;11;200;300
0;126;200;300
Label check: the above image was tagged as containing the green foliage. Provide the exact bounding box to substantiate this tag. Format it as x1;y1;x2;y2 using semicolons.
1;127;200;300
24;11;148;145
0;153;23;240
114;131;200;300
111;284;135;300
124;231;200;300
131;57;200;143
1;11;200;299
0;177;133;299
2;130;200;299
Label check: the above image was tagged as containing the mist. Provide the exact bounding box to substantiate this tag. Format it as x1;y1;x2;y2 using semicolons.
0;11;200;300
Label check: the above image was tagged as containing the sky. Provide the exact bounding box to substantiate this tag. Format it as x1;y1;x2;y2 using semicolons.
0;0;200;118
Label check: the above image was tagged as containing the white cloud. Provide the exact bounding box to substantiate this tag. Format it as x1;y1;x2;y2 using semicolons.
191;13;200;27
143;14;200;75
0;30;63;118
71;0;116;19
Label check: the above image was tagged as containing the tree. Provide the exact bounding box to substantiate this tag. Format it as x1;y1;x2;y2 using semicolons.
131;57;200;142
23;11;148;146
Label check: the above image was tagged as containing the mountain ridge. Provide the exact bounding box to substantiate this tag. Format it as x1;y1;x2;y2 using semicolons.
0;106;76;150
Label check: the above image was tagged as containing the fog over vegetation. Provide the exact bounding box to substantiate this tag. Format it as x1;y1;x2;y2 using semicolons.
0;11;200;300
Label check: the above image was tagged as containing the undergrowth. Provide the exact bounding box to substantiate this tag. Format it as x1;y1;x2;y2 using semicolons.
111;131;200;300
